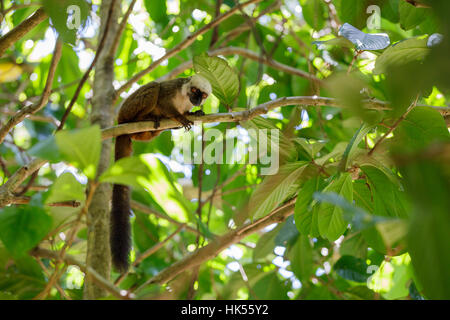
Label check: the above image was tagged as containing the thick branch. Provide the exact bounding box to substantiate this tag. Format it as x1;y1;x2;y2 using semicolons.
137;198;296;287
102;96;449;139
115;0;263;96
1;96;447;207
0;8;48;57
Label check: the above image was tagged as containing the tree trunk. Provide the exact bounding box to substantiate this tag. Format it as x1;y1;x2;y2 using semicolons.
83;0;120;299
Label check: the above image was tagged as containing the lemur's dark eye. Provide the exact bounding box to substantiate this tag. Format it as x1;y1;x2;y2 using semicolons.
202;93;208;99
191;87;197;93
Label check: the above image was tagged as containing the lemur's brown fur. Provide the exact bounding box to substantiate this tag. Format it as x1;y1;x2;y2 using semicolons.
111;76;210;272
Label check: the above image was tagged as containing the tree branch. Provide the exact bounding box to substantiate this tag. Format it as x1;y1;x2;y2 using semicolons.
156;46;322;84
0;38;62;144
115;0;263;96
31;247;133;300
0;7;48;57
109;0;137;58
136;198;296;288
56;0;117;131
1;96;447;208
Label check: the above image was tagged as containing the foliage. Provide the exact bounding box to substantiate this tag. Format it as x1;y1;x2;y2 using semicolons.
0;0;449;300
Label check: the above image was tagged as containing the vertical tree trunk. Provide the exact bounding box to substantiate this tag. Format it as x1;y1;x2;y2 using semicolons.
83;0;120;299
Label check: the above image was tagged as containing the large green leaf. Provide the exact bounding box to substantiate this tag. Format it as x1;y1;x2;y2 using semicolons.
56;126;101;179
193;53;239;106
333;0;368;29
0;206;52;257
392;106;450;154
334;255;369;283
99;155;151;189
30;126;101;179
248;162;310;220
42;0;91;44
316;173;353;241
45;172;85;204
399;0;427;31
403;159;450;299
250;271;288;300
289;235;314;283
362;166;409;218
253;224;281;261
294;177;323;235
374;37;430;74
302;0;326;30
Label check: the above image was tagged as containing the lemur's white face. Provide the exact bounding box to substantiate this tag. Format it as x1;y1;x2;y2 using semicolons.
186;75;212;106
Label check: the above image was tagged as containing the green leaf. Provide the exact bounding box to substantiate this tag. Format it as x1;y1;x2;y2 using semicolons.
99;155;151;189
253;225;281;261
334;255;369;283
374;37;430;74
294;177;322;235
314;191;390;232
316;173;353;241
333;0;368;29
55;125;101;179
289;235;314;282
275;216;299;246
243;117;297;164
27;135;61;162
399;0;427;31
251;271;288;300
362;166;409;218
340;232;368;259
0;206;52;257
302;0;326;30
193;53;239;106
249;162;309;220
42;0;91;44
143;0;169;25
403;159;450;299
392;106;450;154
339;123;375;171
45;172;85;204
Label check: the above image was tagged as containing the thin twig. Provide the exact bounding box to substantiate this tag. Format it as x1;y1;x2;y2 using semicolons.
56;0;117;131
33;181;98;300
368;95;420;156
114;223;185;285
31;247;133;300
0;39;62;144
115;0;263;97
136;197;297;289
156;46;322;84
109;0;137;57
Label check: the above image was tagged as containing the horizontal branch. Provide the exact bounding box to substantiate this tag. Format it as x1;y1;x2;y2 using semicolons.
10;197;80;207
102;96;449;139
1;96;448;207
0;8;48;57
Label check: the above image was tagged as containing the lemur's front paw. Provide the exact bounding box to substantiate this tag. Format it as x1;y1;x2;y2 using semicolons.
178;117;194;131
188;110;205;116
